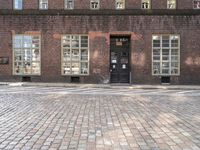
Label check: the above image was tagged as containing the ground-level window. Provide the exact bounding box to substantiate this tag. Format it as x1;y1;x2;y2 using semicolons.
194;0;200;9
13;35;41;75
39;0;48;9
65;0;74;9
13;0;23;10
90;0;100;9
141;0;151;9
167;0;176;9
62;35;89;75
152;35;180;76
115;0;125;9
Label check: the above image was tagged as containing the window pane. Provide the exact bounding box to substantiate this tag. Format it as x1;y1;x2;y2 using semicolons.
32;62;40;74
81;62;88;74
63;63;71;74
81;49;88;61
65;0;74;9
63;49;71;61
63;36;70;48
14;62;23;74
14;35;23;48
71;36;79;48
23;36;32;48
167;0;176;9
71;62;79;74
81;36;88;47
142;0;150;9
24;62;31;74
32;49;40;61
153;62;160;75
162;36;170;47
71;49;79;61
14;0;23;9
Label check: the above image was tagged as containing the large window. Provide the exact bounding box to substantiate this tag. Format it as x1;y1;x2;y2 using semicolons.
152;35;180;76
39;0;48;9
65;0;74;9
141;0;151;9
194;0;200;9
13;35;41;75
62;35;89;75
115;0;125;9
90;0;100;9
167;0;176;9
13;0;23;10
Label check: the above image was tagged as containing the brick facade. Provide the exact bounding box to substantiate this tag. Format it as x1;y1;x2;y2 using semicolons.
0;0;200;84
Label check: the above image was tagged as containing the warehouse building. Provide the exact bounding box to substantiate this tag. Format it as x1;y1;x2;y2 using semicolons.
0;0;200;84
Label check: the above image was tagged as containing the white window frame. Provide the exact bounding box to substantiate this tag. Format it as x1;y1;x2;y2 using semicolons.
115;0;125;9
12;34;41;76
61;34;89;76
13;0;23;10
152;34;180;76
167;0;176;9
65;0;74;9
90;0;100;9
39;0;48;10
141;0;151;9
193;0;200;9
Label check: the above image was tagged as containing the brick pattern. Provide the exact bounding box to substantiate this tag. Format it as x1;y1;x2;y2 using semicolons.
0;15;200;84
0;87;200;150
0;0;194;10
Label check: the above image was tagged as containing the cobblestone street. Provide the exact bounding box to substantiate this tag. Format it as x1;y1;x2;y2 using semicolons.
0;86;200;150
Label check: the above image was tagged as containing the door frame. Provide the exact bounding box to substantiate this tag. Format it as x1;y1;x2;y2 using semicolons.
109;35;131;84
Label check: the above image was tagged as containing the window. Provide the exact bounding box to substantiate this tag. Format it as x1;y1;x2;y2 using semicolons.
39;0;48;9
13;35;41;75
167;0;176;9
65;0;74;9
115;0;125;9
152;35;180;76
13;0;23;10
90;0;100;9
194;0;200;9
141;0;151;9
62;35;89;75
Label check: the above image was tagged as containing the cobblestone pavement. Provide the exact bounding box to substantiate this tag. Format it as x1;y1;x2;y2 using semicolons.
0;86;200;150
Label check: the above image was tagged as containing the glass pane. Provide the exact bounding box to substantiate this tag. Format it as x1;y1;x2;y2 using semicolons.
71;49;79;61
153;36;161;48
23;36;32;48
14;50;22;61
162;49;169;55
63;36;70;48
63;49;71;61
71;62;79;74
171;56;178;61
171;68;178;74
32;49;40;61
153;62;160;74
71;36;79;48
162;69;169;74
23;49;31;61
162;36;170;47
153;49;160;55
81;49;88;61
63;63;71;74
171;49;178;55
162;62;169;68
14;62;23;74
171;62;178;67
14;35;23;48
24;62;31;74
171;35;179;47
32;36;40;48
81;36;88;47
32;62;40;74
81;62;88;74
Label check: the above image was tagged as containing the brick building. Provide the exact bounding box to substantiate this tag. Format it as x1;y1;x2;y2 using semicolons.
0;0;200;84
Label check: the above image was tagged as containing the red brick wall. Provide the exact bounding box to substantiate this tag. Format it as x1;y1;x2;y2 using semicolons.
0;15;200;84
0;0;195;9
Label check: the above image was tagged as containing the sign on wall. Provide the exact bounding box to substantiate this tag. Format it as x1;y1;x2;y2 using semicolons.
0;57;9;65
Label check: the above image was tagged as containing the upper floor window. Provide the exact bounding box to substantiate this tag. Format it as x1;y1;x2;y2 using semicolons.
167;0;176;9
39;0;48;10
194;0;200;9
90;0;100;9
115;0;125;9
141;0;151;9
13;0;23;10
65;0;74;9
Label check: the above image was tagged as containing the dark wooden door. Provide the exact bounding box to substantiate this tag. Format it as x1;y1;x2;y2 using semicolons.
110;36;130;83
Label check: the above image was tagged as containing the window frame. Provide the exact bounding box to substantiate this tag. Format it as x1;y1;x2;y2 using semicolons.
167;0;176;9
90;0;100;10
193;0;200;9
12;34;41;76
115;0;125;10
65;0;74;9
13;0;23;10
141;0;151;9
39;0;48;10
61;34;90;76
152;34;180;76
